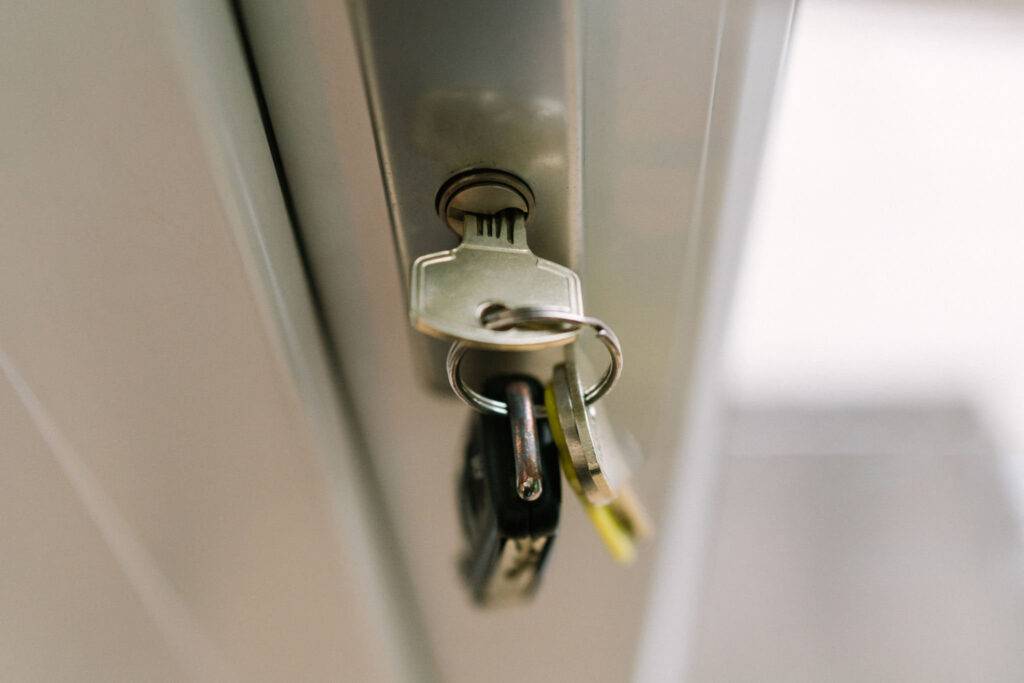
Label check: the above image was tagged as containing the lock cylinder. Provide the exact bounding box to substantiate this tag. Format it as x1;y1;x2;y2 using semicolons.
435;169;536;236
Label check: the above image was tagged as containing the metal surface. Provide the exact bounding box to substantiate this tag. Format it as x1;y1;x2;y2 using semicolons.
349;1;583;276
447;307;624;416
410;212;583;349
437;169;535;236
551;348;627;506
505;381;543;501
348;0;585;387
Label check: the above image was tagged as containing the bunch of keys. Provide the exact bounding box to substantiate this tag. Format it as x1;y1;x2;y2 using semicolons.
410;170;651;604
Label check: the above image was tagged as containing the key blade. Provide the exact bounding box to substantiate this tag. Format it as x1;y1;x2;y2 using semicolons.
460;212;531;251
505;380;543;501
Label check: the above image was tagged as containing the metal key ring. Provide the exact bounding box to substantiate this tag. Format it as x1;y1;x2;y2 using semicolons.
446;307;624;416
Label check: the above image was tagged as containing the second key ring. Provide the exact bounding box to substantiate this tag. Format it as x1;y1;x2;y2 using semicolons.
447;306;624;416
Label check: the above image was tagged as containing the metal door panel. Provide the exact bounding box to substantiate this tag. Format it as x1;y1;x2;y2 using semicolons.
239;1;793;680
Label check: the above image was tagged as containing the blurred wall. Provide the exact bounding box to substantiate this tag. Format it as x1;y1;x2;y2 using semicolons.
727;0;1024;456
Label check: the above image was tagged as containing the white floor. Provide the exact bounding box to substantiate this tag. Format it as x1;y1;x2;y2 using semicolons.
727;0;1024;464
691;403;1024;681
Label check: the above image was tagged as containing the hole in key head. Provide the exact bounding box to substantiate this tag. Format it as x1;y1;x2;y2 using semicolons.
478;303;578;334
477;302;511;328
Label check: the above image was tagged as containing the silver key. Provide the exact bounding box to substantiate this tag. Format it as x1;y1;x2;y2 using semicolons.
409;210;583;350
549;344;628;505
506;380;543;501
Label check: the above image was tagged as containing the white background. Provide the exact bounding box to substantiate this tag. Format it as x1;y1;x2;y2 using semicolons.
727;0;1024;456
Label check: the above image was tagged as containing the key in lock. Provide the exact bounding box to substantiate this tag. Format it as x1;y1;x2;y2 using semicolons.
409;170;583;350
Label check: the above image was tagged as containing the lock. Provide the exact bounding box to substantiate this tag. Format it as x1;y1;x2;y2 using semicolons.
436;169;535;235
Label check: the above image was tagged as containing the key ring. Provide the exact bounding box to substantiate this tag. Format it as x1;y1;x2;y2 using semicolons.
446;306;624;416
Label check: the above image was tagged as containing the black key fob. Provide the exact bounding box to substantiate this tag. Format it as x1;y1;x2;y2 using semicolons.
458;374;561;606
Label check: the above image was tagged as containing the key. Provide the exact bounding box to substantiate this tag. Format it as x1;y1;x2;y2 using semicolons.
505;380;543;501
458;374;562;605
545;346;653;564
547;344;628;505
410;210;583;350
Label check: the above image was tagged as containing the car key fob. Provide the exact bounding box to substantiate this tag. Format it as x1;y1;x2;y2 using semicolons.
458;374;561;606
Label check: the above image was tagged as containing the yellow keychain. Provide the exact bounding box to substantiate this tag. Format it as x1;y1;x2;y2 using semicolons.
544;383;652;564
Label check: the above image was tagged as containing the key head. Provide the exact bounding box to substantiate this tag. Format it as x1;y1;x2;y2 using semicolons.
409;212;583;350
549;347;628;506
